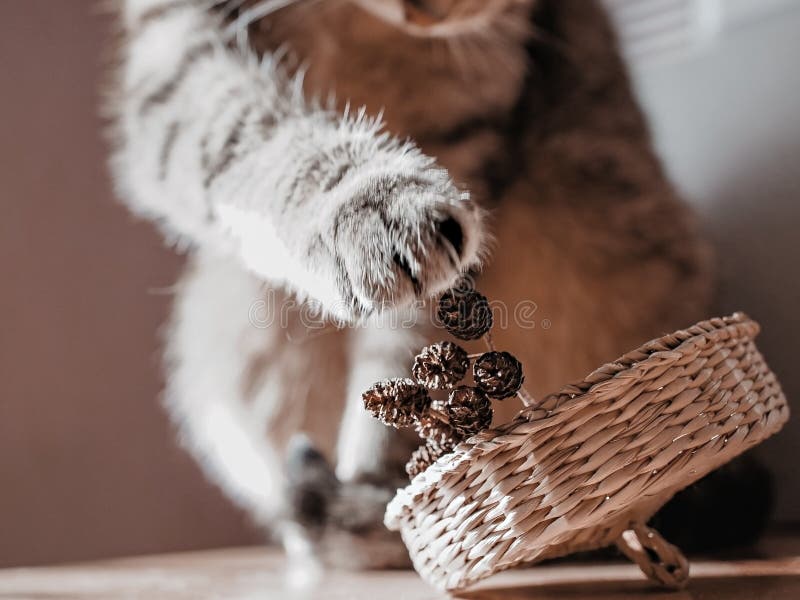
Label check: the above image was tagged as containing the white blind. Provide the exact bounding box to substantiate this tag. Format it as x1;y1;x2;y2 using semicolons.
602;0;800;66
601;0;721;64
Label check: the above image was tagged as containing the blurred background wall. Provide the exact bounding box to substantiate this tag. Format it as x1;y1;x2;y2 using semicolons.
622;0;800;522
0;1;260;567
0;0;797;567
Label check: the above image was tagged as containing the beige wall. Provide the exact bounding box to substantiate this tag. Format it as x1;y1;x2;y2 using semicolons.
0;2;260;567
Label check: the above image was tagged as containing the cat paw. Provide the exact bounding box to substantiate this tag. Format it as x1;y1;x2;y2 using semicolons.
283;435;411;570
317;168;484;321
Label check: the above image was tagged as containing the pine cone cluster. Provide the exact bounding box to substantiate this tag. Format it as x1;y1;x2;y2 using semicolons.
473;351;525;399
362;284;530;479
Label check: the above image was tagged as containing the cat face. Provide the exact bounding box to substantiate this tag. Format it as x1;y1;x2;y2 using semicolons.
351;0;536;36
233;0;536;141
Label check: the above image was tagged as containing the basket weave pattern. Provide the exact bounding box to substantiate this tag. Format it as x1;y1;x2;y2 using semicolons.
385;314;789;590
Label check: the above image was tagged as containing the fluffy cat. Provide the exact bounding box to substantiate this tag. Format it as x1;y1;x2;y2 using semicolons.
111;0;712;568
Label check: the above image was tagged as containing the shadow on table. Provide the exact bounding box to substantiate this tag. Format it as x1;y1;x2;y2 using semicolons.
457;574;800;600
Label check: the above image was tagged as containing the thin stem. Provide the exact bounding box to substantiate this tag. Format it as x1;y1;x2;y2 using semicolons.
427;406;449;424
516;386;537;408
483;331;496;352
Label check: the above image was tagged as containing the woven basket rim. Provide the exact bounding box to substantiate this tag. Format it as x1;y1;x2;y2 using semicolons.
386;312;761;524
536;312;755;406
516;312;757;424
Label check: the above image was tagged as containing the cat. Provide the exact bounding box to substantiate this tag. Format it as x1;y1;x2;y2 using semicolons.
110;0;714;569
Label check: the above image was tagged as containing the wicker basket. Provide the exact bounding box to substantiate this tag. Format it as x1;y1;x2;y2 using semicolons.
385;314;789;591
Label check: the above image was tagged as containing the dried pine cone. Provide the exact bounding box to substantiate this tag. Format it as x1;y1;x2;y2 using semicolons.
412;341;469;390
362;378;431;428
416;404;460;450
437;288;493;340
446;386;494;437
473;351;525;399
405;444;445;478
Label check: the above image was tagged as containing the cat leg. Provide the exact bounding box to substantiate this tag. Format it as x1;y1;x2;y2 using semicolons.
310;318;426;568
336;317;423;483
164;249;349;532
165;250;285;524
115;0;485;323
286;434;412;571
279;317;424;570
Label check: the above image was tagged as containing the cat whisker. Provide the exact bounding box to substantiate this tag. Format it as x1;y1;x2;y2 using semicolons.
223;0;302;41
444;37;469;81
212;0;249;18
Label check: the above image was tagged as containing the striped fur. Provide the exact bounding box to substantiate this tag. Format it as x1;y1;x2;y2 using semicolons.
113;0;484;319
111;0;489;569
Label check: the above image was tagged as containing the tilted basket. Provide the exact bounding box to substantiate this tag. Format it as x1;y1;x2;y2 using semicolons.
385;314;789;591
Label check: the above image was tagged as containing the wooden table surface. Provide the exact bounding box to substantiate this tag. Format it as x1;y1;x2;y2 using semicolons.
2;537;800;599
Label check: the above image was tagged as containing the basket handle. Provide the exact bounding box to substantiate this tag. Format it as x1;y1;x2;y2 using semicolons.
615;522;689;589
